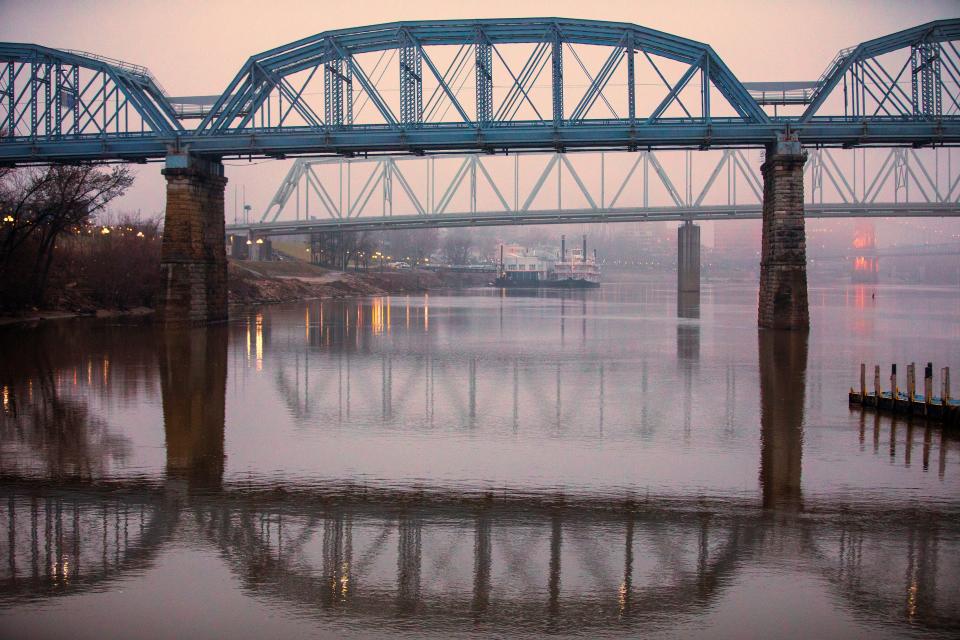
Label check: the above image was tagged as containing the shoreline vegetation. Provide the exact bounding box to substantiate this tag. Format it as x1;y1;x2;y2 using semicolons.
1;163;493;327
0;258;489;327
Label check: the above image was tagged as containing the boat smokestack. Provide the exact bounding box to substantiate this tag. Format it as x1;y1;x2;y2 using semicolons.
582;234;587;262
561;235;566;261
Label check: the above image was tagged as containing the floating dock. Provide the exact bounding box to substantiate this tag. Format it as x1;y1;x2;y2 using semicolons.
849;363;958;428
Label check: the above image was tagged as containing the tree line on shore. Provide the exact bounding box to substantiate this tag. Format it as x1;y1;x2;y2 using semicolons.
0;163;159;312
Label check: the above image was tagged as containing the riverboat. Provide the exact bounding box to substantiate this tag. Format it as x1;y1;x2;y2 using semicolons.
494;235;601;288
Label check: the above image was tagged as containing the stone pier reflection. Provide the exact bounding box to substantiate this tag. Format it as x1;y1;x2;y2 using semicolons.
758;330;808;509
159;327;228;490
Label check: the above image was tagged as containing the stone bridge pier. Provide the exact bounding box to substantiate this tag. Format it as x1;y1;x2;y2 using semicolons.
758;138;809;330
159;153;228;325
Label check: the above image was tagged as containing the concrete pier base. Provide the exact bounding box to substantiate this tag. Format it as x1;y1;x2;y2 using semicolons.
758;139;808;330
158;154;228;325
677;221;700;293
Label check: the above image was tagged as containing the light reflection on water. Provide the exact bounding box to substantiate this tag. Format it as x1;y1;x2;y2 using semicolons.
0;278;958;638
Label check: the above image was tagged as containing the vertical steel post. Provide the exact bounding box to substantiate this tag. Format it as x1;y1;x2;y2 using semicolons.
552;32;563;128
30;63;37;139
626;34;635;126
476;39;492;125
325;60;340;126
44;62;52;136
470;156;477;213
383;159;392;216
600;152;605;208
399;44;422;126
54;63;61;137
701;54;710;124
72;66;79;135
7;64;14;137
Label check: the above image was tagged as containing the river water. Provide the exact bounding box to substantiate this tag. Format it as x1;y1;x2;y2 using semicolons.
1;276;958;639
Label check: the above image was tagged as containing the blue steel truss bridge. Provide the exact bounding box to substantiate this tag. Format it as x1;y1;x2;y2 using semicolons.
2;17;959;326
2;18;960;163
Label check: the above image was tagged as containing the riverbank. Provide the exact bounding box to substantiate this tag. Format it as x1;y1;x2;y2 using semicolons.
0;259;489;327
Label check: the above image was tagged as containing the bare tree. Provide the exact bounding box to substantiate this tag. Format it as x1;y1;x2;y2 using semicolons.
442;230;473;265
0;164;134;305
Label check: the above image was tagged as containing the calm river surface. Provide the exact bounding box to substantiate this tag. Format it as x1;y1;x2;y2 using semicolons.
1;276;958;639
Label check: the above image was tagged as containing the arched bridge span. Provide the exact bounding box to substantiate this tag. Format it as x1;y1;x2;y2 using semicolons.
1;18;959;163
2;18;960;327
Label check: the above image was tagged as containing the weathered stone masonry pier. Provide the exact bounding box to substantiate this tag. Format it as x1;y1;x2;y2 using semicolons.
758;138;809;330
159;153;229;326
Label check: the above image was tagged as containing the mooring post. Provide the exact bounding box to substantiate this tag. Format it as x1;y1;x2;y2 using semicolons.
924;363;933;411
890;364;898;401
907;363;916;403
874;365;881;404
859;363;866;398
943;367;951;403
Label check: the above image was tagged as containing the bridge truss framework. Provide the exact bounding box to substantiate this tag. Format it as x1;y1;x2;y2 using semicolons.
2;18;960;164
231;146;960;234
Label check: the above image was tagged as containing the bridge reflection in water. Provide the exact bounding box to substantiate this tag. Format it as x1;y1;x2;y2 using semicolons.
0;307;958;634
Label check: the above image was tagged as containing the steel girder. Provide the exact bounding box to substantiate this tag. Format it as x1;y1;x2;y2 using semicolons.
1;18;960;165
6;120;959;165
226;204;960;235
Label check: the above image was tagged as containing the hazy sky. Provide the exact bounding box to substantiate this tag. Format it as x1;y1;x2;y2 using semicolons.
1;0;958;218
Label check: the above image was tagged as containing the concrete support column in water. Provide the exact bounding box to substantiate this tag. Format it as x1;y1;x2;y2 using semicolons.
677;221;701;293
758;138;809;330
159;153;229;325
